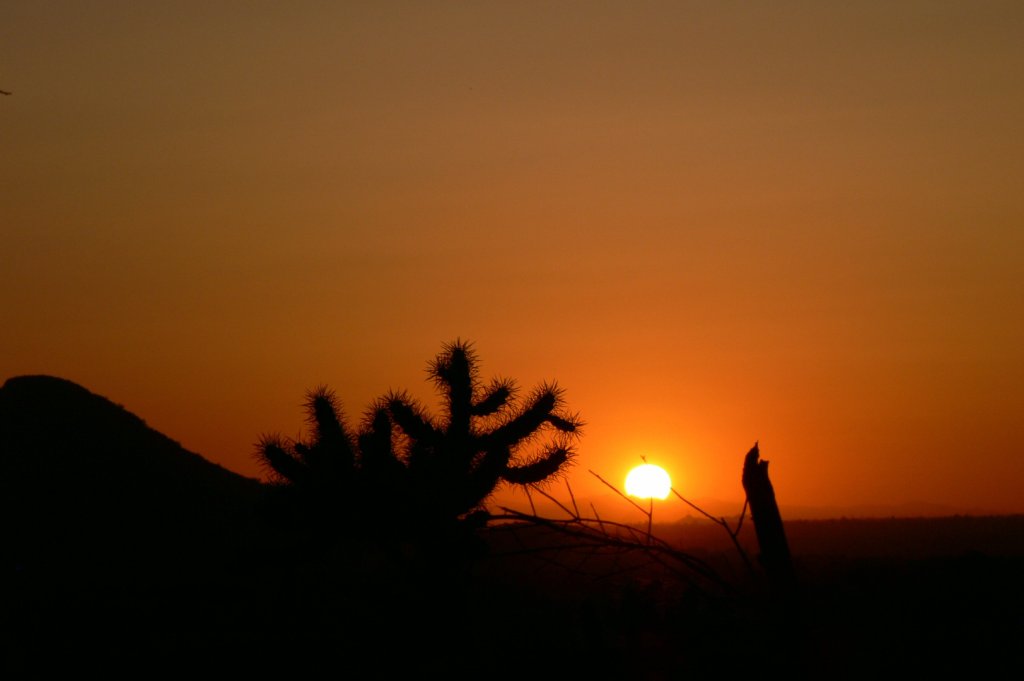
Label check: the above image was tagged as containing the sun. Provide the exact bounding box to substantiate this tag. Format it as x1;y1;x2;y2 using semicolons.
625;463;672;500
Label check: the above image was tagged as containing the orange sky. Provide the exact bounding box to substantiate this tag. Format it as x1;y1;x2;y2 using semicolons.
3;2;1023;518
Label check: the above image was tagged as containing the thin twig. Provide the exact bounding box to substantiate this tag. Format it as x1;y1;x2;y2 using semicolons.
670;487;720;524
529;484;579;519
728;499;755;577
647;497;653;544
590;502;606;534
566;480;580;518
488;461;757;590
735;498;749;535
492;509;727;588
525;486;537;516
589;469;648;515
668;486;755;577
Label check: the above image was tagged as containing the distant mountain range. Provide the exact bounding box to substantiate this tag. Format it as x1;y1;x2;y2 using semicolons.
679;497;1000;521
518;490;1003;527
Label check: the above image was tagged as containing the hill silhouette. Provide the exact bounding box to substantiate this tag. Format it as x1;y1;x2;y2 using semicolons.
2;376;270;673
1;375;261;569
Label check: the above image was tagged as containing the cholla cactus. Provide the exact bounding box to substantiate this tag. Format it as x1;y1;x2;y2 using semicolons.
387;340;582;523
255;340;581;536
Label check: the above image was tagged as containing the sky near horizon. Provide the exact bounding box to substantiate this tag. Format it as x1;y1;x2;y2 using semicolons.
3;1;1023;517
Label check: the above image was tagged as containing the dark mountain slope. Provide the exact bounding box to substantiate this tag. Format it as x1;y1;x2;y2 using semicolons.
0;375;262;569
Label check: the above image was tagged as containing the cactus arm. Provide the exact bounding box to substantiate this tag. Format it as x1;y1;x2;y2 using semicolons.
463;445;513;511
257;435;309;484
471;377;515;417
358;405;405;480
305;387;356;471
387;394;442;444
484;385;559;450
501;445;572;485
546;412;583;435
433;341;474;440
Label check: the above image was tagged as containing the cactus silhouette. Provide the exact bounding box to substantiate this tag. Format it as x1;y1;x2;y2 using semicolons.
386;339;582;525
256;388;407;531
255;340;581;538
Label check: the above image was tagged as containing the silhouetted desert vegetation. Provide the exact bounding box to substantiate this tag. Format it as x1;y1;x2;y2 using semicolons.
3;374;1022;677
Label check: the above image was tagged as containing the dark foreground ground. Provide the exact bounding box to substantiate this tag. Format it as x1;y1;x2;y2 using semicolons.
6;377;1018;676
6;511;1022;678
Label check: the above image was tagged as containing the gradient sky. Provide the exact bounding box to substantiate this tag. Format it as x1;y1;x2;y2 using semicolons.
4;1;1023;518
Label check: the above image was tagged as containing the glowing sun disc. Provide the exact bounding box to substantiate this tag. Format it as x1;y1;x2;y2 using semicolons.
625;464;672;500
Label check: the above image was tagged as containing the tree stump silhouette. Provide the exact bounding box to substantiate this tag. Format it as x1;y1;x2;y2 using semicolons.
741;442;795;585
